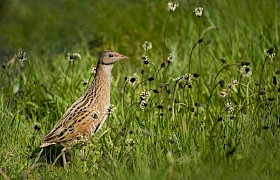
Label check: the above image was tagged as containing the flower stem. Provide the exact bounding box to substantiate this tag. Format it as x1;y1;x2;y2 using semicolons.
162;11;171;62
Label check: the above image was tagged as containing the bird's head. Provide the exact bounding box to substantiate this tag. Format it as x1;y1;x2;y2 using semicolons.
99;50;128;65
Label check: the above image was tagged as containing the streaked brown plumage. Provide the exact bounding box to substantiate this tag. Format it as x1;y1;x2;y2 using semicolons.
40;50;128;168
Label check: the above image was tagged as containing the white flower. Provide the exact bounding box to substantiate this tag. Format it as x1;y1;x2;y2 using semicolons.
140;90;150;101
194;7;204;17
219;89;229;98
67;53;81;61
167;53;175;63
16;51;28;62
126;73;139;86
141;55;149;64
139;90;150;109
139;100;148;109
225;102;234;113
168;2;179;12
264;48;276;59
240;65;252;77
184;73;194;85
142;41;152;50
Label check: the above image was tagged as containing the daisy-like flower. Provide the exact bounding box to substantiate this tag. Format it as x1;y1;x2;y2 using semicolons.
167;2;179;12
264;48;276;59
167;53;175;63
194;7;204;17
16;51;28;62
240;65;252;77
126;73;139;86
142;41;152;51
225;102;234;113
67;52;81;62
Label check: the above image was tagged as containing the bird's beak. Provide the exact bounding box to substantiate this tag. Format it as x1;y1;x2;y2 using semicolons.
115;53;129;60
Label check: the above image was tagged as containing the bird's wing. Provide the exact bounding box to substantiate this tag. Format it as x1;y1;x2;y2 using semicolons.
40;95;101;147
41;108;101;146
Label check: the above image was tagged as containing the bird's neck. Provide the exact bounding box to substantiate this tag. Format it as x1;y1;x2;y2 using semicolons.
87;64;113;104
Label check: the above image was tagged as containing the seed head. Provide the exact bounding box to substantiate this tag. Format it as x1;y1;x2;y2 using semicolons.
107;104;116;115
264;48;276;59
219;79;225;88
167;53;175;63
67;53;81;62
220;58;227;64
167;2;179;12
139;100;148;109
16;51;28;62
148;77;154;81
139;90;150;109
157;105;164;109
228;80;239;91
141;55;149;65
142;41;152;51
183;73;195;87
34;123;41;131
153;89;159;93
194;7;204;17
192;73;199;78
126;138;136;146
241;62;250;66
219;89;229;99
240;65;252;77
140;90;150;101
225;102;234;113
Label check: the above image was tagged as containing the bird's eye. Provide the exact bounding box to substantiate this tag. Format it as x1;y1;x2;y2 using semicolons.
109;54;113;58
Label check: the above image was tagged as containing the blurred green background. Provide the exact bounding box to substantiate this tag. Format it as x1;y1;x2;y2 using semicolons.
0;0;278;64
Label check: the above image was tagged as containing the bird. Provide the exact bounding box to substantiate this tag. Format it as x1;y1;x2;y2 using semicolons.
40;50;128;168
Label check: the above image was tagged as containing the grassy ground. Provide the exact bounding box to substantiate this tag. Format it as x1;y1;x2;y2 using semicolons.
0;0;280;179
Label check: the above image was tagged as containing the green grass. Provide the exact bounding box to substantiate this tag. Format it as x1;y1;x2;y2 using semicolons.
1;0;280;179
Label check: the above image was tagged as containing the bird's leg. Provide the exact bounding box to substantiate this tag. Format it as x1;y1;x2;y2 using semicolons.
61;147;68;170
52;147;68;170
